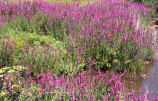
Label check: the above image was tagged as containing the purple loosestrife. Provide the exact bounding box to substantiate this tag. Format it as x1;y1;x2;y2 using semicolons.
17;62;19;67
71;89;74;101
156;96;158;101
103;97;107;101
21;58;23;66
138;96;144;101
42;88;47;94
88;82;92;89
115;80;121;90
54;73;59;88
31;46;35;56
8;81;11;91
36;74;40;84
49;88;53;94
23;41;27;52
27;45;30;55
116;95;120;101
41;71;46;85
28;76;32;84
110;87;115;95
61;74;65;91
108;75;115;84
25;65;28;75
82;89;86;97
88;64;91;72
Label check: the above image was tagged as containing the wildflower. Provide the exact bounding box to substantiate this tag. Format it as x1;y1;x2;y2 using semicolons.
21;58;23;66
28;76;32;84
8;81;11;90
6;36;10;41
115;80;121;90
54;74;58;88
66;75;69;90
108;76;115;84
110;87;114;95
24;41;27;52
82;89;86;97
103;97;107;101
27;45;30;54
42;88;46;94
32;46;35;56
25;65;28;75
49;88;53;94
116;95;120;101
36;74;40;84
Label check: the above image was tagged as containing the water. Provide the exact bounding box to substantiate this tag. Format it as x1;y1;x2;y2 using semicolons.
124;61;158;99
87;60;158;98
139;61;158;98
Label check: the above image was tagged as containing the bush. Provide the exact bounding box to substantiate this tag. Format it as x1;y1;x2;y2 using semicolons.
1;29;73;75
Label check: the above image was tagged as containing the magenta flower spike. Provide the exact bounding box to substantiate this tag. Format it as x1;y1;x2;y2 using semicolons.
21;58;23;66
103;97;107;101
25;65;28;75
28;76;32;84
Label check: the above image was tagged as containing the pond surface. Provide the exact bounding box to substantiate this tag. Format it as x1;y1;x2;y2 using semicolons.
124;61;158;99
140;61;158;98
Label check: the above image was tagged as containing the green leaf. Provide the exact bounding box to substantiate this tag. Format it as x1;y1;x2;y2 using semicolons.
2;67;11;70
18;66;25;71
0;75;3;77
105;58;108;62
0;70;5;74
7;70;15;73
113;59;120;64
106;63;111;68
125;60;132;64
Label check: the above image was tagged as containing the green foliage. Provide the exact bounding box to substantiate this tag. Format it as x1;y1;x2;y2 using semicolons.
50;18;68;41
142;0;158;18
94;45;114;70
8;13;68;41
8;16;34;33
79;37;152;74
130;0;158;16
0;29;84;76
0;25;8;36
35;13;51;36
112;40;145;73
132;0;142;2
128;60;143;74
15;45;65;76
0;37;14;68
0;66;25;78
142;0;158;9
